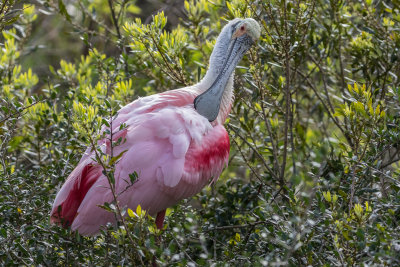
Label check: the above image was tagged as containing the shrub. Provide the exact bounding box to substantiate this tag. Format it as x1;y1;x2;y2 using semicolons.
1;0;400;265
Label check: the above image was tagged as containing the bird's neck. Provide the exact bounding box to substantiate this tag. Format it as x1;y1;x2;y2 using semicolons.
197;70;234;125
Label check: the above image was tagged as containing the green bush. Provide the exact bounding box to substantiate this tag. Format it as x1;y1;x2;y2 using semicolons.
1;0;400;265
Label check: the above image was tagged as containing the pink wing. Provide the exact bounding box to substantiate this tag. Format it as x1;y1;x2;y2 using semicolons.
51;88;230;235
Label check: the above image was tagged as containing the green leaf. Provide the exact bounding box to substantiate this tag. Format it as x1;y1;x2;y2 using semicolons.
58;0;71;22
127;208;135;217
8;136;23;151
5;16;20;25
98;203;113;212
129;171;138;184
108;150;128;166
102;118;110;127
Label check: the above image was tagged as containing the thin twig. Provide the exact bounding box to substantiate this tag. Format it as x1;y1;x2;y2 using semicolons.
107;0;122;39
294;68;354;148
280;0;291;186
203;220;276;232
228;124;280;181
0;100;43;125
150;34;187;85
230;135;265;184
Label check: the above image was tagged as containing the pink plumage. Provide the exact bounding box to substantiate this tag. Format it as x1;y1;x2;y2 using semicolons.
50;18;261;235
51;89;230;235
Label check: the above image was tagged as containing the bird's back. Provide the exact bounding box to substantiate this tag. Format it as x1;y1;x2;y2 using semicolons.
51;87;230;235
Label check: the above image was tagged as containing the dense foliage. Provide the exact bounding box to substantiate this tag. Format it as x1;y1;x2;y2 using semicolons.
1;0;400;265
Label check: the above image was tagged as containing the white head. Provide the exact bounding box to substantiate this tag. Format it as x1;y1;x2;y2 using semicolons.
195;18;261;122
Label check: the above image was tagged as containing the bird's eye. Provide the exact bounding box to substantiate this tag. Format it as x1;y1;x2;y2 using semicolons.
231;21;241;33
240;25;245;31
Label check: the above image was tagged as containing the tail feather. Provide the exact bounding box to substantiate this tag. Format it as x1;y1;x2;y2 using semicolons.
51;164;101;227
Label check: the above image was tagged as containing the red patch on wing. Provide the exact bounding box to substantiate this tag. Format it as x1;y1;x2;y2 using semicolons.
188;128;230;171
52;164;101;227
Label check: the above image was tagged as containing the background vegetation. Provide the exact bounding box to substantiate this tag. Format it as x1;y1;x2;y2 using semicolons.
1;0;400;265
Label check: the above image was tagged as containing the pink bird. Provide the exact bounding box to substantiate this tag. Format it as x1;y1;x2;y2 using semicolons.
50;18;261;235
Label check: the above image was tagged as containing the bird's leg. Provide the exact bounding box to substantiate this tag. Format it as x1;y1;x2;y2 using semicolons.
155;210;166;230
152;210;166;267
154;210;166;249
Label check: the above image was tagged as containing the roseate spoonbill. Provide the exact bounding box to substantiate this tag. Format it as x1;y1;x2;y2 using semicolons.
50;18;261;235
